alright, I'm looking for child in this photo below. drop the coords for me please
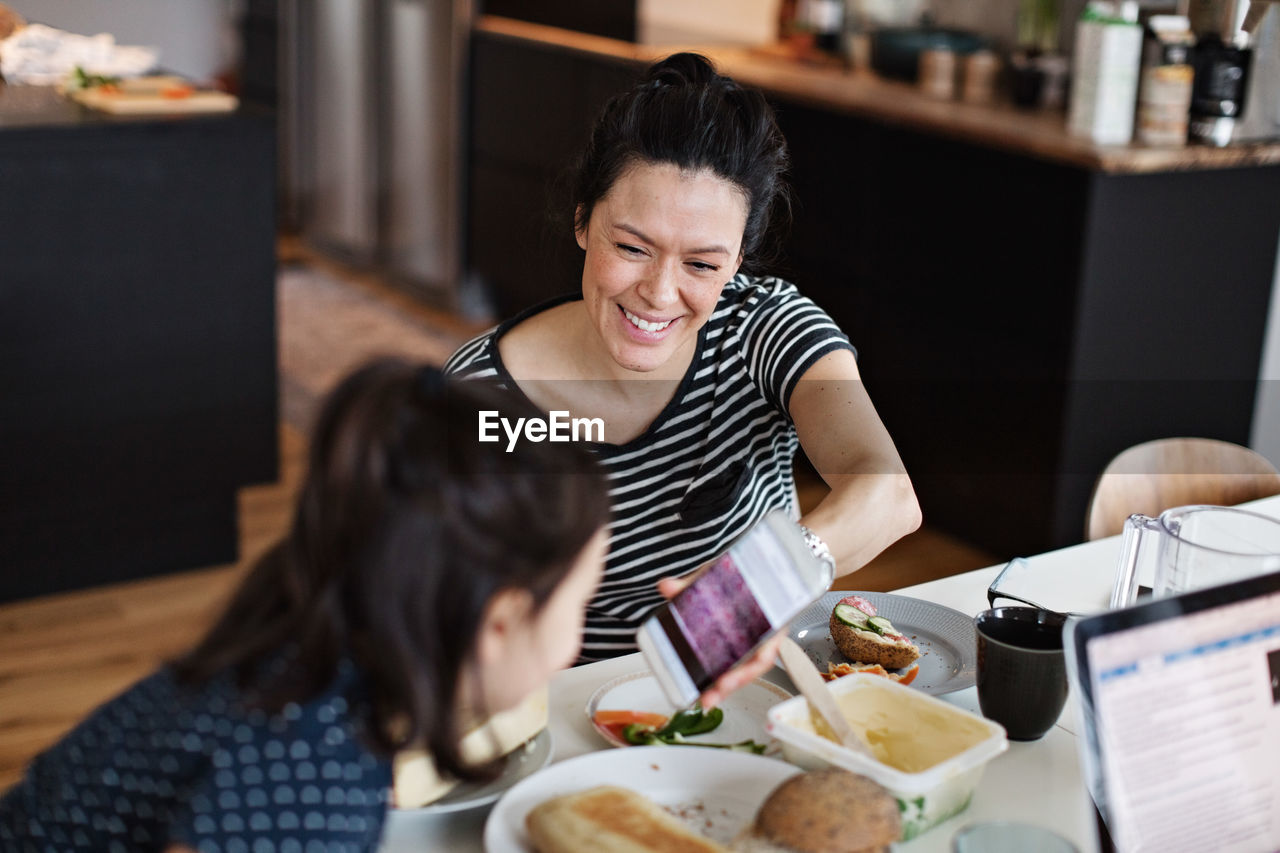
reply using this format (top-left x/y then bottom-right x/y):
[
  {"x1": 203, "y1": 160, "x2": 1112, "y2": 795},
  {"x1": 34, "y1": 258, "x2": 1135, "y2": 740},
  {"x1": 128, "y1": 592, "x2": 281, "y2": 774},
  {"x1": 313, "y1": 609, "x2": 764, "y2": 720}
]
[{"x1": 0, "y1": 360, "x2": 610, "y2": 851}]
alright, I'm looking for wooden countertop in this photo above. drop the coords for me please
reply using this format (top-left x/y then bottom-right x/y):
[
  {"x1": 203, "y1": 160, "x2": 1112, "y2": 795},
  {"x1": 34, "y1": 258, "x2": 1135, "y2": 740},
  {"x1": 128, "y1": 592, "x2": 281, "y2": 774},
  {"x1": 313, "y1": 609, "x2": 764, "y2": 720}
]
[
  {"x1": 0, "y1": 82, "x2": 253, "y2": 131},
  {"x1": 476, "y1": 15, "x2": 1280, "y2": 174}
]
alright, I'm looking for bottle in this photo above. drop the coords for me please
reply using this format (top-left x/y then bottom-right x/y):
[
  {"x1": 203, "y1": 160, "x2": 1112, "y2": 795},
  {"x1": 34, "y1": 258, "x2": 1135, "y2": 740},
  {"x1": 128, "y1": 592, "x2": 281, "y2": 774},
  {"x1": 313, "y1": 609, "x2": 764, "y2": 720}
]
[
  {"x1": 1136, "y1": 15, "x2": 1195, "y2": 146},
  {"x1": 803, "y1": 0, "x2": 845, "y2": 56},
  {"x1": 1067, "y1": 0, "x2": 1144, "y2": 144},
  {"x1": 1188, "y1": 31, "x2": 1253, "y2": 145}
]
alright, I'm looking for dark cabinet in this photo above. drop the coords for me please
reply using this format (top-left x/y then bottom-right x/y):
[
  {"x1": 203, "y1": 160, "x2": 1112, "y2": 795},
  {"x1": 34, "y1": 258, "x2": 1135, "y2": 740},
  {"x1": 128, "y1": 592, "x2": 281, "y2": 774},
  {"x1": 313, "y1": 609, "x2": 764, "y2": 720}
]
[
  {"x1": 778, "y1": 101, "x2": 1280, "y2": 555},
  {"x1": 0, "y1": 92, "x2": 278, "y2": 601},
  {"x1": 468, "y1": 35, "x2": 637, "y2": 315}
]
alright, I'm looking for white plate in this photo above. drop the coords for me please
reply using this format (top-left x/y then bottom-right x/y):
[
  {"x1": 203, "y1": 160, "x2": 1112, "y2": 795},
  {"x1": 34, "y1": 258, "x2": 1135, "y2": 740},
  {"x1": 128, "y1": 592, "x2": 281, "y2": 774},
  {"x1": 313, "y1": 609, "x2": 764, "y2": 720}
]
[
  {"x1": 585, "y1": 671, "x2": 791, "y2": 750},
  {"x1": 483, "y1": 745, "x2": 800, "y2": 851},
  {"x1": 395, "y1": 728, "x2": 554, "y2": 815},
  {"x1": 788, "y1": 591, "x2": 977, "y2": 695}
]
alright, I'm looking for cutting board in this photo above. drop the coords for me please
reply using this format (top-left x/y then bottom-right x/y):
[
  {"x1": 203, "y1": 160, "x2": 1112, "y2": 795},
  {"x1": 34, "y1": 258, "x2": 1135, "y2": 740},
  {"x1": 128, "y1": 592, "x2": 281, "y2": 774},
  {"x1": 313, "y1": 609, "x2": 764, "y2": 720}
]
[{"x1": 67, "y1": 76, "x2": 238, "y2": 115}]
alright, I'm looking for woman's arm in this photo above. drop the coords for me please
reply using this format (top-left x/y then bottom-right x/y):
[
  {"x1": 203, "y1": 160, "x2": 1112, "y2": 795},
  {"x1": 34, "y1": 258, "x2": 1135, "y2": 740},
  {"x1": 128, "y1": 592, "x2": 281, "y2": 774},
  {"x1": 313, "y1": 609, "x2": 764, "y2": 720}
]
[
  {"x1": 788, "y1": 349, "x2": 922, "y2": 576},
  {"x1": 657, "y1": 351, "x2": 919, "y2": 709}
]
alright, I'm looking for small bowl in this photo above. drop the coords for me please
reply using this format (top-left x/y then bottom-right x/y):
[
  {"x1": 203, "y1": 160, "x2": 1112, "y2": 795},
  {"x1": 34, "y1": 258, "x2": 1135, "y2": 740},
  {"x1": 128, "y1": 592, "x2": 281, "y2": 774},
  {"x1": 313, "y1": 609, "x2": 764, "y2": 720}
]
[{"x1": 766, "y1": 674, "x2": 1007, "y2": 840}]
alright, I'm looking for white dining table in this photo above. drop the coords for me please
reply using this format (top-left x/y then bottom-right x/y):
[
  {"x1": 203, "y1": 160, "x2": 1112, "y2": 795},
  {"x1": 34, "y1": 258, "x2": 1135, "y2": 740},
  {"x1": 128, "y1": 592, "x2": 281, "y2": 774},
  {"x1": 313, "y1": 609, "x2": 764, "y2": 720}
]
[{"x1": 380, "y1": 493, "x2": 1280, "y2": 852}]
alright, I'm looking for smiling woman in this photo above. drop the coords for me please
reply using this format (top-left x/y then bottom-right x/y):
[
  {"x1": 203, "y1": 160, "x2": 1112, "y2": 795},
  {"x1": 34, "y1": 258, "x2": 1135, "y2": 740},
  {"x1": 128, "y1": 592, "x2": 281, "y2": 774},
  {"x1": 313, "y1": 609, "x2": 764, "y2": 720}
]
[{"x1": 445, "y1": 53, "x2": 921, "y2": 698}]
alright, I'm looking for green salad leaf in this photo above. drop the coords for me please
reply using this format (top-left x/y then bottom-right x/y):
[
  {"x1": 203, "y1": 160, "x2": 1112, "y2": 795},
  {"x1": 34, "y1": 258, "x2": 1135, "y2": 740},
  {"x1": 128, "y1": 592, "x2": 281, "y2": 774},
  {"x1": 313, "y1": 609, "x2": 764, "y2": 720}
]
[
  {"x1": 619, "y1": 704, "x2": 763, "y2": 752},
  {"x1": 66, "y1": 66, "x2": 121, "y2": 91}
]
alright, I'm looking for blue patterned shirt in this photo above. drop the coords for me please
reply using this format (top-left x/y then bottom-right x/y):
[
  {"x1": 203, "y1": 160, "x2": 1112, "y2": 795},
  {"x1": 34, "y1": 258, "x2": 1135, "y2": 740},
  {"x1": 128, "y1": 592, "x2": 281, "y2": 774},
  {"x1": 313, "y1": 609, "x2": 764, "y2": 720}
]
[{"x1": 0, "y1": 659, "x2": 392, "y2": 852}]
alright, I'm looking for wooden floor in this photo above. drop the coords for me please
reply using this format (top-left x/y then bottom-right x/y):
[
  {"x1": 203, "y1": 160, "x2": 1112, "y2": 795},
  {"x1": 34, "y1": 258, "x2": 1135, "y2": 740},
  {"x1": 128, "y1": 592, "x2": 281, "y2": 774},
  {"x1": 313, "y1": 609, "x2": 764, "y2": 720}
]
[
  {"x1": 0, "y1": 258, "x2": 997, "y2": 793},
  {"x1": 0, "y1": 424, "x2": 308, "y2": 792}
]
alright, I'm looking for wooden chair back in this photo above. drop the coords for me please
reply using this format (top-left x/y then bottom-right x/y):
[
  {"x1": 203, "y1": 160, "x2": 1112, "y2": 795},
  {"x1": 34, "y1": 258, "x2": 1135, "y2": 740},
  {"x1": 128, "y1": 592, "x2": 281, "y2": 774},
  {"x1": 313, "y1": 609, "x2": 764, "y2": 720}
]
[{"x1": 1085, "y1": 437, "x2": 1280, "y2": 540}]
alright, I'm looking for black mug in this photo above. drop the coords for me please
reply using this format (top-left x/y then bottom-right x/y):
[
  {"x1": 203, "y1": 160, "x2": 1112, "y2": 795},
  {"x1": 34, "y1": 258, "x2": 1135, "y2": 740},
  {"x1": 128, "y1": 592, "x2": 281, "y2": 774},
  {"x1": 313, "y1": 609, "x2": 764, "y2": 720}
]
[{"x1": 974, "y1": 607, "x2": 1068, "y2": 741}]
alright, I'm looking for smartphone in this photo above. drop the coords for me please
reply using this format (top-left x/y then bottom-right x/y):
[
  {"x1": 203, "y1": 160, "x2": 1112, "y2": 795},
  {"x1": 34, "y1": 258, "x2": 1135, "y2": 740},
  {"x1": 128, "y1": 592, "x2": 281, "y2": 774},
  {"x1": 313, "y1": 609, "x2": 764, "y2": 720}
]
[{"x1": 636, "y1": 510, "x2": 835, "y2": 708}]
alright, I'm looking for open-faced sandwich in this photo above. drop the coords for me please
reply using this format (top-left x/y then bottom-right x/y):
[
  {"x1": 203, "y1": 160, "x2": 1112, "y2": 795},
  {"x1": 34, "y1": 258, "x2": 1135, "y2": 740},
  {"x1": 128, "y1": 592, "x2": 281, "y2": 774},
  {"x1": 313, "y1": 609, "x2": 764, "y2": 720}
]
[{"x1": 827, "y1": 595, "x2": 921, "y2": 677}]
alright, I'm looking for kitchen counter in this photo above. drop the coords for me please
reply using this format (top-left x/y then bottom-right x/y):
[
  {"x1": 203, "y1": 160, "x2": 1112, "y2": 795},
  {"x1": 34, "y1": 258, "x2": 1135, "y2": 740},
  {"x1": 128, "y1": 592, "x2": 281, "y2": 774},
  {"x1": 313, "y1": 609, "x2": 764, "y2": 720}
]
[
  {"x1": 466, "y1": 16, "x2": 1280, "y2": 558},
  {"x1": 476, "y1": 14, "x2": 1280, "y2": 174},
  {"x1": 0, "y1": 80, "x2": 253, "y2": 128}
]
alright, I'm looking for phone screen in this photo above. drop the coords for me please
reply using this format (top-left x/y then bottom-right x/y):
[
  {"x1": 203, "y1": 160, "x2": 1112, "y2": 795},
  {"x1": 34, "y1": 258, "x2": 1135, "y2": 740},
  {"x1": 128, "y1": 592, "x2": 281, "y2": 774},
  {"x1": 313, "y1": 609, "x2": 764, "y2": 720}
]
[{"x1": 658, "y1": 522, "x2": 816, "y2": 692}]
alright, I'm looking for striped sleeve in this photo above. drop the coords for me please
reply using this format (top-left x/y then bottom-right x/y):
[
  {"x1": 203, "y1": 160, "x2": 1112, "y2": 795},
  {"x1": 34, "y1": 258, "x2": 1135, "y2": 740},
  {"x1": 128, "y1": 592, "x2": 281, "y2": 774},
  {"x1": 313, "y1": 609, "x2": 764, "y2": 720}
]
[
  {"x1": 442, "y1": 330, "x2": 499, "y2": 378},
  {"x1": 732, "y1": 277, "x2": 856, "y2": 415}
]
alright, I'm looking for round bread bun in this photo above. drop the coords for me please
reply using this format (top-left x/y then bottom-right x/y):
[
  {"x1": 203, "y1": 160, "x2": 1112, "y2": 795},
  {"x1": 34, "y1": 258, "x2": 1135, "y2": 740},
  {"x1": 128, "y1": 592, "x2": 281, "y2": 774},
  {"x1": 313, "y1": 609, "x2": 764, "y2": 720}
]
[
  {"x1": 753, "y1": 768, "x2": 900, "y2": 853},
  {"x1": 829, "y1": 611, "x2": 921, "y2": 671}
]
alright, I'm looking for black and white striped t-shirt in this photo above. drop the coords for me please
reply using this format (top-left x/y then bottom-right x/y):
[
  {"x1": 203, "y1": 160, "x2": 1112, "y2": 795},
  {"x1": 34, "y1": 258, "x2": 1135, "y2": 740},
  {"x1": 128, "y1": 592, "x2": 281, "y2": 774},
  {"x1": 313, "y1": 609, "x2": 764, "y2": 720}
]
[{"x1": 444, "y1": 275, "x2": 855, "y2": 661}]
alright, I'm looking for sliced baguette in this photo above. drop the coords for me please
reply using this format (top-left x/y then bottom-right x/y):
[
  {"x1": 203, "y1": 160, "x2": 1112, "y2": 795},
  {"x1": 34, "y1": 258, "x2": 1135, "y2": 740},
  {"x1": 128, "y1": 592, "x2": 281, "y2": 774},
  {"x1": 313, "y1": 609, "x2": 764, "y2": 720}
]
[{"x1": 526, "y1": 786, "x2": 730, "y2": 853}]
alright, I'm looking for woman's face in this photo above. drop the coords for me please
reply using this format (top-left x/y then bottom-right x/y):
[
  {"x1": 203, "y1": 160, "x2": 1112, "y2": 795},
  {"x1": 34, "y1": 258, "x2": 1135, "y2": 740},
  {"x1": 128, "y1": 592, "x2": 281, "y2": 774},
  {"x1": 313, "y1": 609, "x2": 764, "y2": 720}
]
[
  {"x1": 577, "y1": 162, "x2": 747, "y2": 376},
  {"x1": 478, "y1": 528, "x2": 609, "y2": 712}
]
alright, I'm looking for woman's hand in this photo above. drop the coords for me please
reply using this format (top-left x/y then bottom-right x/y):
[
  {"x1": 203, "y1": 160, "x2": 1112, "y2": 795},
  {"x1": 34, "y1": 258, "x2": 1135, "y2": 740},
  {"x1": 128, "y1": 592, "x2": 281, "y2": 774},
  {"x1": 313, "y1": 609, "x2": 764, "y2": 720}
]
[{"x1": 655, "y1": 575, "x2": 785, "y2": 710}]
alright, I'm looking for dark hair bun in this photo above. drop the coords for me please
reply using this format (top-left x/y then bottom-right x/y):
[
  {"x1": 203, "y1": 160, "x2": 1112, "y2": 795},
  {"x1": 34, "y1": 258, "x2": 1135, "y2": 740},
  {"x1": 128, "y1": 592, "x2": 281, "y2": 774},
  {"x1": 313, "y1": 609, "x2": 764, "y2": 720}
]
[{"x1": 645, "y1": 52, "x2": 720, "y2": 89}]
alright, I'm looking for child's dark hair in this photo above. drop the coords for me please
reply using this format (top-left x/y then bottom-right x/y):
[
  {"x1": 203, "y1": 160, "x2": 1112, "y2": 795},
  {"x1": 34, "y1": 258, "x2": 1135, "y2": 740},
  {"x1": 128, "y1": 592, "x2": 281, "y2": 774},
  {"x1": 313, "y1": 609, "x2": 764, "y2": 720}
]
[
  {"x1": 572, "y1": 52, "x2": 791, "y2": 271},
  {"x1": 173, "y1": 359, "x2": 609, "y2": 781}
]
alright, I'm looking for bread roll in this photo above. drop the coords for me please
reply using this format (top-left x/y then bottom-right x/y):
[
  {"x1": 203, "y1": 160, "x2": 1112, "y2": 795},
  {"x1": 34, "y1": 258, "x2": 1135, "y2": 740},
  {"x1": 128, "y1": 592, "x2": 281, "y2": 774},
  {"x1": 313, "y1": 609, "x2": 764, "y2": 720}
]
[
  {"x1": 752, "y1": 769, "x2": 899, "y2": 853},
  {"x1": 526, "y1": 786, "x2": 730, "y2": 853},
  {"x1": 829, "y1": 598, "x2": 920, "y2": 671},
  {"x1": 393, "y1": 685, "x2": 548, "y2": 808}
]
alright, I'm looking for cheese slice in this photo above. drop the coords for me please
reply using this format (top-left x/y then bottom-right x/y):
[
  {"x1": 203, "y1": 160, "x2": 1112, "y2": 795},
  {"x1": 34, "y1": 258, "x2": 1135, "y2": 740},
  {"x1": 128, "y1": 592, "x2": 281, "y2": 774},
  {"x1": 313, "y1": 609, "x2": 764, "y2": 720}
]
[{"x1": 393, "y1": 685, "x2": 548, "y2": 808}]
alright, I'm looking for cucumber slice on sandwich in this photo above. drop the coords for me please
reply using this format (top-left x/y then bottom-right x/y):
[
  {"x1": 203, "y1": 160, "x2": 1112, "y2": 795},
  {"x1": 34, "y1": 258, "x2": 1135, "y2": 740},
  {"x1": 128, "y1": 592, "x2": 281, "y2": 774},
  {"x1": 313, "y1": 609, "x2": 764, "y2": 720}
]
[
  {"x1": 866, "y1": 616, "x2": 894, "y2": 635},
  {"x1": 833, "y1": 603, "x2": 871, "y2": 629}
]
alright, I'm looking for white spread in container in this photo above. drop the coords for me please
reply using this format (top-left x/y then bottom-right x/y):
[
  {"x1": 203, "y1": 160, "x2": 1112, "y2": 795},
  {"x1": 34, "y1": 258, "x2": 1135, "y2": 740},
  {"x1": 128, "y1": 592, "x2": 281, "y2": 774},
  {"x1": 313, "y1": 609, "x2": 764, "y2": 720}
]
[{"x1": 796, "y1": 686, "x2": 990, "y2": 773}]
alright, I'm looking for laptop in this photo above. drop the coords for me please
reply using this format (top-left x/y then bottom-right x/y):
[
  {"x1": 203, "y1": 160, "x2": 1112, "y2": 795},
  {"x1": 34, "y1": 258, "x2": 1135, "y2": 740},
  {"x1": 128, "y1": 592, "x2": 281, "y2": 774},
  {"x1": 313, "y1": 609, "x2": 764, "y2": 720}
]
[{"x1": 1065, "y1": 569, "x2": 1280, "y2": 853}]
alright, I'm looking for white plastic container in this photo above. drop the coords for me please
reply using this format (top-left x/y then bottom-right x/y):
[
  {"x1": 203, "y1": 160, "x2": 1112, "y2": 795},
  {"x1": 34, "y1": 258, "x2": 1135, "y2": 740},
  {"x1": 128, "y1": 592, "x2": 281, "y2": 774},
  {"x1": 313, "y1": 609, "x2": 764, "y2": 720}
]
[
  {"x1": 1067, "y1": 1, "x2": 1144, "y2": 144},
  {"x1": 765, "y1": 674, "x2": 1008, "y2": 841}
]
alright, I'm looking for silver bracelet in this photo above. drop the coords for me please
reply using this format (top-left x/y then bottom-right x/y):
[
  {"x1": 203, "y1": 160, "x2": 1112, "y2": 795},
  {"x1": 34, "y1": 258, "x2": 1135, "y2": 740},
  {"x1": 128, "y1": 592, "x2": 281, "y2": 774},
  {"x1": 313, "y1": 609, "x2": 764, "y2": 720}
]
[{"x1": 798, "y1": 524, "x2": 837, "y2": 574}]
